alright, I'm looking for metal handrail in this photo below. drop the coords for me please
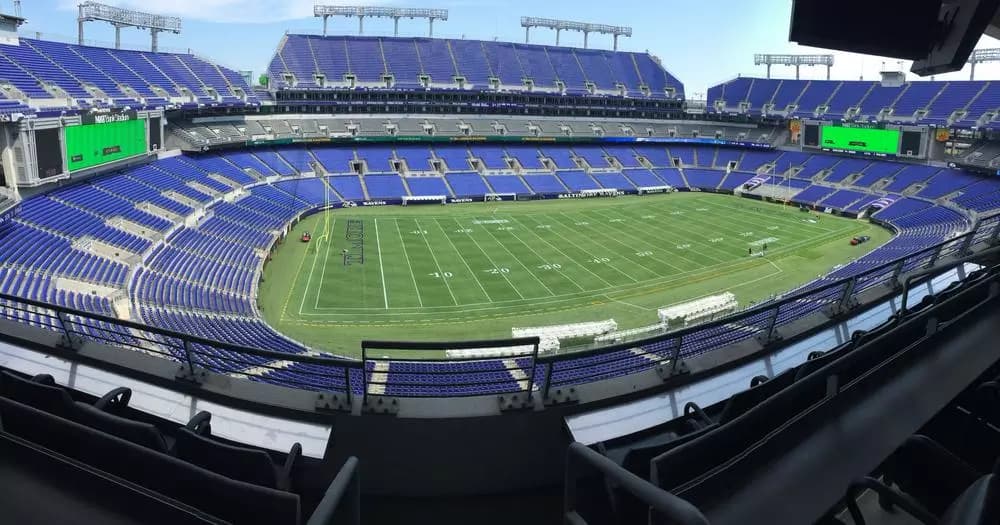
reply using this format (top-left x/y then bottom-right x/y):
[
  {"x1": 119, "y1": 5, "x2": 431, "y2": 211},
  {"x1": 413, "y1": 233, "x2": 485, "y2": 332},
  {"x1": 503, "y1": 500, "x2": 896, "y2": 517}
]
[
  {"x1": 0, "y1": 214, "x2": 995, "y2": 400},
  {"x1": 305, "y1": 457, "x2": 361, "y2": 525},
  {"x1": 564, "y1": 442, "x2": 709, "y2": 525}
]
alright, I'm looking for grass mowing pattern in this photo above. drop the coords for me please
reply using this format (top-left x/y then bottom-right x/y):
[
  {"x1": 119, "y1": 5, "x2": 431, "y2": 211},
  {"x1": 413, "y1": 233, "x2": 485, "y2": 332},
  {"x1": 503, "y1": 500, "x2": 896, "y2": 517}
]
[{"x1": 259, "y1": 193, "x2": 892, "y2": 356}]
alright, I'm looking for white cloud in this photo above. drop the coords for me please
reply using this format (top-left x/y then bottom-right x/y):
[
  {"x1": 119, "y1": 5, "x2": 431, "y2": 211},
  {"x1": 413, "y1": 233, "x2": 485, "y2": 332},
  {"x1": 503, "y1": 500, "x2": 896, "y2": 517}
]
[{"x1": 56, "y1": 0, "x2": 384, "y2": 24}]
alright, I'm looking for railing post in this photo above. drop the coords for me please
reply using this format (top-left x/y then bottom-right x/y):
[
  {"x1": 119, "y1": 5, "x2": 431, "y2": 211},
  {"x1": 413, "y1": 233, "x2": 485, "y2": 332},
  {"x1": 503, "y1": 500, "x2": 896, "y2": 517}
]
[
  {"x1": 175, "y1": 340, "x2": 204, "y2": 384},
  {"x1": 345, "y1": 365, "x2": 354, "y2": 408},
  {"x1": 543, "y1": 359, "x2": 554, "y2": 400},
  {"x1": 924, "y1": 243, "x2": 945, "y2": 270},
  {"x1": 889, "y1": 259, "x2": 907, "y2": 289},
  {"x1": 527, "y1": 341, "x2": 539, "y2": 397},
  {"x1": 668, "y1": 335, "x2": 685, "y2": 376},
  {"x1": 957, "y1": 231, "x2": 976, "y2": 257},
  {"x1": 989, "y1": 219, "x2": 1000, "y2": 246},
  {"x1": 756, "y1": 305, "x2": 781, "y2": 346},
  {"x1": 55, "y1": 311, "x2": 78, "y2": 350},
  {"x1": 838, "y1": 276, "x2": 858, "y2": 310},
  {"x1": 361, "y1": 346, "x2": 369, "y2": 409}
]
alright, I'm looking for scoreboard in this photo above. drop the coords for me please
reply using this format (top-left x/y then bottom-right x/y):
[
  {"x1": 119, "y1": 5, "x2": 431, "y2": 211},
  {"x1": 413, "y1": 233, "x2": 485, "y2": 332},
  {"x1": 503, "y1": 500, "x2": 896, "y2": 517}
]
[
  {"x1": 64, "y1": 111, "x2": 148, "y2": 172},
  {"x1": 800, "y1": 120, "x2": 928, "y2": 159},
  {"x1": 820, "y1": 125, "x2": 900, "y2": 155}
]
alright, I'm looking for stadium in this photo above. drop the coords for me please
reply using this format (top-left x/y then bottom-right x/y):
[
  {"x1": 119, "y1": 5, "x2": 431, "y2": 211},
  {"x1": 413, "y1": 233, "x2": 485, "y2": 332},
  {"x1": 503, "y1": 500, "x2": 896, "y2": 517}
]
[{"x1": 0, "y1": 1, "x2": 999, "y2": 524}]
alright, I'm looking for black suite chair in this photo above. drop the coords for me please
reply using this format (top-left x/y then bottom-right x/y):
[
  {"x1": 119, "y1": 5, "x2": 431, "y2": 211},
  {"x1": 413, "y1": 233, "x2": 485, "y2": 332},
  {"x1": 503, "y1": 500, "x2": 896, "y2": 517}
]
[
  {"x1": 174, "y1": 411, "x2": 302, "y2": 492},
  {"x1": 0, "y1": 371, "x2": 129, "y2": 418},
  {"x1": 72, "y1": 400, "x2": 171, "y2": 454},
  {"x1": 844, "y1": 435, "x2": 1000, "y2": 525}
]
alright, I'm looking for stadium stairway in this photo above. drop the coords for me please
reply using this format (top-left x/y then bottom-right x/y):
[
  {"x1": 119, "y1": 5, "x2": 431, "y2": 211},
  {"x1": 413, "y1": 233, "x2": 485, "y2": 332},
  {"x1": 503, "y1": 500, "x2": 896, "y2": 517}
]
[
  {"x1": 358, "y1": 175, "x2": 372, "y2": 201},
  {"x1": 397, "y1": 176, "x2": 414, "y2": 198},
  {"x1": 677, "y1": 168, "x2": 693, "y2": 189},
  {"x1": 440, "y1": 174, "x2": 459, "y2": 198}
]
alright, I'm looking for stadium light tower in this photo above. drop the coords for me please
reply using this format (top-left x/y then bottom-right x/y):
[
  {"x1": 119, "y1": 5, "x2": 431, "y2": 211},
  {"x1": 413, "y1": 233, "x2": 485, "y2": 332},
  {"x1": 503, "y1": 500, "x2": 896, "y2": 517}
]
[
  {"x1": 313, "y1": 6, "x2": 448, "y2": 37},
  {"x1": 77, "y1": 1, "x2": 181, "y2": 52},
  {"x1": 754, "y1": 53, "x2": 834, "y2": 80},
  {"x1": 968, "y1": 48, "x2": 1000, "y2": 80},
  {"x1": 520, "y1": 17, "x2": 632, "y2": 50}
]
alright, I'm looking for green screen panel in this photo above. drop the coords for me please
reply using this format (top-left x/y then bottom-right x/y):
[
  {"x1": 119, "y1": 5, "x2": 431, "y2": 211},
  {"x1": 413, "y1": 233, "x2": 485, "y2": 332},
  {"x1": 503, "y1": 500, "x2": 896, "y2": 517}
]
[
  {"x1": 65, "y1": 119, "x2": 147, "y2": 172},
  {"x1": 820, "y1": 125, "x2": 900, "y2": 155},
  {"x1": 822, "y1": 126, "x2": 899, "y2": 155}
]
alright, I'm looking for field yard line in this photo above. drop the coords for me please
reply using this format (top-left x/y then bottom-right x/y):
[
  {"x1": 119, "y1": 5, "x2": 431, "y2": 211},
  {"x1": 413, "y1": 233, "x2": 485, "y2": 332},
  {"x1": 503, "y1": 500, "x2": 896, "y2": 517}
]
[
  {"x1": 544, "y1": 212, "x2": 649, "y2": 281},
  {"x1": 594, "y1": 206, "x2": 734, "y2": 263},
  {"x1": 603, "y1": 296, "x2": 649, "y2": 312},
  {"x1": 666, "y1": 198, "x2": 815, "y2": 242},
  {"x1": 581, "y1": 208, "x2": 700, "y2": 270},
  {"x1": 374, "y1": 218, "x2": 388, "y2": 309},
  {"x1": 535, "y1": 213, "x2": 639, "y2": 283},
  {"x1": 476, "y1": 217, "x2": 557, "y2": 297},
  {"x1": 609, "y1": 202, "x2": 782, "y2": 262},
  {"x1": 300, "y1": 229, "x2": 847, "y2": 317},
  {"x1": 697, "y1": 199, "x2": 857, "y2": 247},
  {"x1": 313, "y1": 218, "x2": 337, "y2": 310},
  {"x1": 504, "y1": 226, "x2": 585, "y2": 292},
  {"x1": 300, "y1": 218, "x2": 334, "y2": 315},
  {"x1": 654, "y1": 261, "x2": 785, "y2": 310},
  {"x1": 393, "y1": 218, "x2": 424, "y2": 307},
  {"x1": 703, "y1": 198, "x2": 840, "y2": 234},
  {"x1": 454, "y1": 218, "x2": 525, "y2": 300},
  {"x1": 430, "y1": 218, "x2": 493, "y2": 303},
  {"x1": 551, "y1": 210, "x2": 673, "y2": 276},
  {"x1": 414, "y1": 218, "x2": 459, "y2": 305},
  {"x1": 511, "y1": 215, "x2": 616, "y2": 288},
  {"x1": 281, "y1": 225, "x2": 316, "y2": 321}
]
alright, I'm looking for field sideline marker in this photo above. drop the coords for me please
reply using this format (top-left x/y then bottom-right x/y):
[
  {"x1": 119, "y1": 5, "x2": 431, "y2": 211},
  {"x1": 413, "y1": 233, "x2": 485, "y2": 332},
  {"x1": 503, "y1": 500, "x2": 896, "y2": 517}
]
[
  {"x1": 476, "y1": 215, "x2": 558, "y2": 297},
  {"x1": 393, "y1": 218, "x2": 424, "y2": 307},
  {"x1": 456, "y1": 217, "x2": 526, "y2": 300},
  {"x1": 300, "y1": 217, "x2": 334, "y2": 315},
  {"x1": 430, "y1": 218, "x2": 493, "y2": 302},
  {"x1": 374, "y1": 218, "x2": 389, "y2": 309},
  {"x1": 414, "y1": 217, "x2": 459, "y2": 305}
]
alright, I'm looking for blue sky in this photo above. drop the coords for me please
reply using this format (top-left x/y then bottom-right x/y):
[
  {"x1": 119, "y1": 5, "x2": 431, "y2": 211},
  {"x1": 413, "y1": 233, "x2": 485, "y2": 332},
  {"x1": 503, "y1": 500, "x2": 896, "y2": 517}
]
[{"x1": 10, "y1": 0, "x2": 1000, "y2": 96}]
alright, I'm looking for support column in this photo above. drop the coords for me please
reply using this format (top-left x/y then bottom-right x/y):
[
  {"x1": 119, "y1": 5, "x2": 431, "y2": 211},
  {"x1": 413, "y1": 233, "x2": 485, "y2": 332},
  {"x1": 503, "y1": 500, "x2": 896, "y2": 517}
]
[
  {"x1": 429, "y1": 18, "x2": 434, "y2": 37},
  {"x1": 114, "y1": 24, "x2": 122, "y2": 49},
  {"x1": 970, "y1": 62, "x2": 977, "y2": 81},
  {"x1": 323, "y1": 15, "x2": 329, "y2": 37},
  {"x1": 358, "y1": 16, "x2": 364, "y2": 35},
  {"x1": 988, "y1": 218, "x2": 1000, "y2": 246},
  {"x1": 613, "y1": 34, "x2": 619, "y2": 51},
  {"x1": 827, "y1": 65, "x2": 831, "y2": 80},
  {"x1": 393, "y1": 17, "x2": 399, "y2": 37},
  {"x1": 525, "y1": 26, "x2": 530, "y2": 44},
  {"x1": 795, "y1": 64, "x2": 800, "y2": 80},
  {"x1": 556, "y1": 28, "x2": 561, "y2": 46},
  {"x1": 766, "y1": 63, "x2": 771, "y2": 79},
  {"x1": 150, "y1": 29, "x2": 159, "y2": 52},
  {"x1": 583, "y1": 31, "x2": 589, "y2": 49},
  {"x1": 78, "y1": 17, "x2": 84, "y2": 45}
]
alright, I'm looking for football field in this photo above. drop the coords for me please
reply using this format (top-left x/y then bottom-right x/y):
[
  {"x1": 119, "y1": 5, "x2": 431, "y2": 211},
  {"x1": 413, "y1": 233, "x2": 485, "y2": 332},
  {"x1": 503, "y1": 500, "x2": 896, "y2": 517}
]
[{"x1": 259, "y1": 193, "x2": 892, "y2": 356}]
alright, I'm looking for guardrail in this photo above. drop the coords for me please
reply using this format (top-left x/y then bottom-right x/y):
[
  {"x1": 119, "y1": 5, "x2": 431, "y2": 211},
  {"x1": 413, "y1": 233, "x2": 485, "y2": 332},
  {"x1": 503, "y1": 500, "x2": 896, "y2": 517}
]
[
  {"x1": 306, "y1": 457, "x2": 362, "y2": 525},
  {"x1": 361, "y1": 338, "x2": 540, "y2": 401},
  {"x1": 0, "y1": 214, "x2": 997, "y2": 403},
  {"x1": 563, "y1": 442, "x2": 709, "y2": 525}
]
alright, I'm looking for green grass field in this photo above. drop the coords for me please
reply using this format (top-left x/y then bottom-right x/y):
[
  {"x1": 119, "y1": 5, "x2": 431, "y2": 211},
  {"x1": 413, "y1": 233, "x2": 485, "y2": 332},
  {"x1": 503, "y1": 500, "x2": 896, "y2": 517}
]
[{"x1": 258, "y1": 193, "x2": 892, "y2": 356}]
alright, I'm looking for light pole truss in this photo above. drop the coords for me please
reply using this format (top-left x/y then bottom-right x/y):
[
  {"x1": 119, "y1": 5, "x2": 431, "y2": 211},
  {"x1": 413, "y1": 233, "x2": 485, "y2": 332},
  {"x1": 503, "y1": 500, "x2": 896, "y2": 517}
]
[
  {"x1": 313, "y1": 6, "x2": 448, "y2": 37},
  {"x1": 969, "y1": 48, "x2": 1000, "y2": 80},
  {"x1": 754, "y1": 53, "x2": 834, "y2": 80},
  {"x1": 520, "y1": 17, "x2": 632, "y2": 50},
  {"x1": 77, "y1": 1, "x2": 181, "y2": 52}
]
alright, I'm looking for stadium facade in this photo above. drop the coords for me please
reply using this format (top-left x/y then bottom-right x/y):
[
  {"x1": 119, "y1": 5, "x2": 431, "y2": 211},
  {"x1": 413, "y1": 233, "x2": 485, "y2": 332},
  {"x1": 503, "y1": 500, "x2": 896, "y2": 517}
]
[{"x1": 0, "y1": 6, "x2": 999, "y2": 525}]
